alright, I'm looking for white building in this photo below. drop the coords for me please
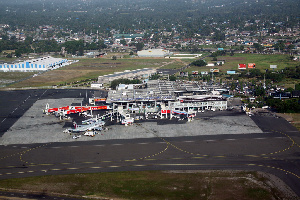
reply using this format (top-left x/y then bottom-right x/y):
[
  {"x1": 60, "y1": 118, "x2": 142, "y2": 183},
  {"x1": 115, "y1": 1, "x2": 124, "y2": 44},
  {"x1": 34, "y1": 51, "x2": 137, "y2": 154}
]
[
  {"x1": 137, "y1": 49, "x2": 173, "y2": 57},
  {"x1": 98, "y1": 68, "x2": 156, "y2": 84},
  {"x1": 0, "y1": 56, "x2": 69, "y2": 72}
]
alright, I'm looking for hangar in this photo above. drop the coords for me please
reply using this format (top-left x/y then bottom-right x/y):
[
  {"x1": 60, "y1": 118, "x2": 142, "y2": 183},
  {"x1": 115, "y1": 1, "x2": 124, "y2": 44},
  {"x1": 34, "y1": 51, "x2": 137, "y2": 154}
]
[{"x1": 0, "y1": 56, "x2": 69, "y2": 72}]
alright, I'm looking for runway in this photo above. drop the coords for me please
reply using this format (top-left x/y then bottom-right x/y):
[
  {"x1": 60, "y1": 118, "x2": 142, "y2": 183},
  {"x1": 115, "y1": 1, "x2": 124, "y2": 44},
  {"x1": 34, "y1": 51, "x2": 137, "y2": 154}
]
[{"x1": 0, "y1": 89, "x2": 299, "y2": 198}]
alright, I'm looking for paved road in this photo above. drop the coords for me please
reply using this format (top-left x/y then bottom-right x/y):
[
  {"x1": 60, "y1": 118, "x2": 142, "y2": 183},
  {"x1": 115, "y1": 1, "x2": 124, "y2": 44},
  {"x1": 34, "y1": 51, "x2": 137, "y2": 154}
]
[{"x1": 0, "y1": 90, "x2": 299, "y2": 198}]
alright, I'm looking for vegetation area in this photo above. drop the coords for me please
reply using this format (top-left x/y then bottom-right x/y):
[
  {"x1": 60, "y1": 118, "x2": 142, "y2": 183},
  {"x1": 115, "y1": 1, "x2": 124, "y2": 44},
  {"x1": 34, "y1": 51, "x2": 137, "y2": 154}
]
[
  {"x1": 0, "y1": 171, "x2": 288, "y2": 200},
  {"x1": 267, "y1": 98, "x2": 300, "y2": 113},
  {"x1": 284, "y1": 113, "x2": 300, "y2": 131},
  {"x1": 0, "y1": 0, "x2": 299, "y2": 37},
  {"x1": 189, "y1": 53, "x2": 299, "y2": 73},
  {"x1": 0, "y1": 37, "x2": 107, "y2": 56},
  {"x1": 110, "y1": 78, "x2": 142, "y2": 89},
  {"x1": 0, "y1": 57, "x2": 169, "y2": 88}
]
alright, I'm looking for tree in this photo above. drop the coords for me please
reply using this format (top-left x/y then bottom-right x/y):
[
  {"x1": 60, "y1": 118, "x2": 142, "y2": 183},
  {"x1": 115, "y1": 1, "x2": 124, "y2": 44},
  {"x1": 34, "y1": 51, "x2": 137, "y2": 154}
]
[
  {"x1": 78, "y1": 46, "x2": 84, "y2": 56},
  {"x1": 269, "y1": 98, "x2": 300, "y2": 113},
  {"x1": 253, "y1": 43, "x2": 264, "y2": 52},
  {"x1": 211, "y1": 50, "x2": 226, "y2": 57},
  {"x1": 273, "y1": 40, "x2": 285, "y2": 51},
  {"x1": 135, "y1": 42, "x2": 144, "y2": 51},
  {"x1": 15, "y1": 49, "x2": 22, "y2": 57},
  {"x1": 110, "y1": 78, "x2": 141, "y2": 89},
  {"x1": 248, "y1": 69, "x2": 262, "y2": 78},
  {"x1": 287, "y1": 44, "x2": 295, "y2": 50},
  {"x1": 285, "y1": 87, "x2": 294, "y2": 93},
  {"x1": 120, "y1": 39, "x2": 127, "y2": 46},
  {"x1": 64, "y1": 40, "x2": 84, "y2": 55},
  {"x1": 191, "y1": 45, "x2": 199, "y2": 53},
  {"x1": 191, "y1": 59, "x2": 207, "y2": 67},
  {"x1": 265, "y1": 72, "x2": 284, "y2": 82},
  {"x1": 112, "y1": 56, "x2": 117, "y2": 60},
  {"x1": 150, "y1": 74, "x2": 160, "y2": 80},
  {"x1": 169, "y1": 75, "x2": 176, "y2": 81},
  {"x1": 254, "y1": 85, "x2": 265, "y2": 96},
  {"x1": 175, "y1": 44, "x2": 181, "y2": 51},
  {"x1": 213, "y1": 31, "x2": 225, "y2": 41},
  {"x1": 98, "y1": 40, "x2": 107, "y2": 50}
]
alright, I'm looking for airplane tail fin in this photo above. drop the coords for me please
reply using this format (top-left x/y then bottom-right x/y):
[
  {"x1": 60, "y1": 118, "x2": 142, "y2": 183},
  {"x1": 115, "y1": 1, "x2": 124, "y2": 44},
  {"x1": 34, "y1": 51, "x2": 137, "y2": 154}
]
[{"x1": 73, "y1": 121, "x2": 77, "y2": 128}]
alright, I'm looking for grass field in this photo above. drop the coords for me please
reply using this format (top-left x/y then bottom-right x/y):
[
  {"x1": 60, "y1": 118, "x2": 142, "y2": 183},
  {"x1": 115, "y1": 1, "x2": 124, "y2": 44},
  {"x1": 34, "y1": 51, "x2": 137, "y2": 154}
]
[
  {"x1": 0, "y1": 171, "x2": 289, "y2": 200},
  {"x1": 182, "y1": 53, "x2": 299, "y2": 78},
  {"x1": 1, "y1": 53, "x2": 299, "y2": 88},
  {"x1": 213, "y1": 54, "x2": 298, "y2": 72},
  {"x1": 7, "y1": 57, "x2": 174, "y2": 88},
  {"x1": 0, "y1": 72, "x2": 36, "y2": 87}
]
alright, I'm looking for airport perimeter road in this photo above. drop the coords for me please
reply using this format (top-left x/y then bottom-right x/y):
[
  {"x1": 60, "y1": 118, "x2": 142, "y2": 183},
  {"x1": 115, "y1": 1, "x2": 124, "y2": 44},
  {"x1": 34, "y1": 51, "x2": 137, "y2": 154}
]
[
  {"x1": 0, "y1": 115, "x2": 300, "y2": 197},
  {"x1": 0, "y1": 89, "x2": 100, "y2": 137}
]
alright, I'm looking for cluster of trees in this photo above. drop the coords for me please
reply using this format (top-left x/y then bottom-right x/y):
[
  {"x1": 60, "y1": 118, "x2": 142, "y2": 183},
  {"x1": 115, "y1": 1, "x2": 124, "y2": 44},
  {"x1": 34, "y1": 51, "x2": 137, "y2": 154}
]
[
  {"x1": 0, "y1": 35, "x2": 107, "y2": 56},
  {"x1": 191, "y1": 59, "x2": 207, "y2": 67},
  {"x1": 264, "y1": 66, "x2": 300, "y2": 82},
  {"x1": 211, "y1": 50, "x2": 227, "y2": 58},
  {"x1": 110, "y1": 78, "x2": 142, "y2": 90},
  {"x1": 267, "y1": 98, "x2": 300, "y2": 113},
  {"x1": 0, "y1": 35, "x2": 34, "y2": 56},
  {"x1": 232, "y1": 66, "x2": 300, "y2": 83}
]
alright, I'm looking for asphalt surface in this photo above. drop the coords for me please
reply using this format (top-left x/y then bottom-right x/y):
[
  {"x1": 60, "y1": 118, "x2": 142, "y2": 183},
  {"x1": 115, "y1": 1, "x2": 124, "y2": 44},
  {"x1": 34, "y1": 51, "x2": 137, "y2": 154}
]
[
  {"x1": 0, "y1": 89, "x2": 99, "y2": 138},
  {"x1": 0, "y1": 89, "x2": 299, "y2": 199}
]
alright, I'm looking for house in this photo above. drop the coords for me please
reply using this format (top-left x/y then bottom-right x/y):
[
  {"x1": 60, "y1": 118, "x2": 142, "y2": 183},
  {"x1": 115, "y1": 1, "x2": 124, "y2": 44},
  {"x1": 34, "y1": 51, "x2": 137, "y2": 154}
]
[{"x1": 216, "y1": 60, "x2": 225, "y2": 65}]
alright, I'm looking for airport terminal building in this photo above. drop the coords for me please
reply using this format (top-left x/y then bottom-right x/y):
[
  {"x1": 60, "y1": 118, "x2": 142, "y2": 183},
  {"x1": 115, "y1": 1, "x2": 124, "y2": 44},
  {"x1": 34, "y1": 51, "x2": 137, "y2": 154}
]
[{"x1": 106, "y1": 80, "x2": 228, "y2": 121}]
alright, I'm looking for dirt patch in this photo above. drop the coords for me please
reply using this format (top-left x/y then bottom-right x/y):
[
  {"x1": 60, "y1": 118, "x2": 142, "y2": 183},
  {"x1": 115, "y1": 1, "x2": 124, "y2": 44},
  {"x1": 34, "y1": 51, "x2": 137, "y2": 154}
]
[{"x1": 276, "y1": 113, "x2": 294, "y2": 122}]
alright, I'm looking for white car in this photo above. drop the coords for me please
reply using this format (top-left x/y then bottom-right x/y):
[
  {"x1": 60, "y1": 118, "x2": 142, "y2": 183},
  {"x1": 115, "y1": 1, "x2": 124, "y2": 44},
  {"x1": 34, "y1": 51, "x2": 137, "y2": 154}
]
[{"x1": 72, "y1": 135, "x2": 81, "y2": 139}]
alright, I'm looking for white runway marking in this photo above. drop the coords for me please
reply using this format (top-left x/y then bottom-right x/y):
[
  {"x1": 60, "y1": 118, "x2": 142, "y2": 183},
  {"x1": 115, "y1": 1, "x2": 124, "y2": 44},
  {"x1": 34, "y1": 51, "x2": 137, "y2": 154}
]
[
  {"x1": 90, "y1": 166, "x2": 101, "y2": 169},
  {"x1": 1, "y1": 118, "x2": 6, "y2": 124}
]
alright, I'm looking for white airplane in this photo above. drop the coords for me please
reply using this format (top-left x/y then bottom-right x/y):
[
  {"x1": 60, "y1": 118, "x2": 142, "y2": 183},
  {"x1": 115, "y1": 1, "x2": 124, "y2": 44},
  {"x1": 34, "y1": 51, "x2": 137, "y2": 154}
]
[
  {"x1": 82, "y1": 118, "x2": 97, "y2": 125},
  {"x1": 66, "y1": 120, "x2": 105, "y2": 133}
]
